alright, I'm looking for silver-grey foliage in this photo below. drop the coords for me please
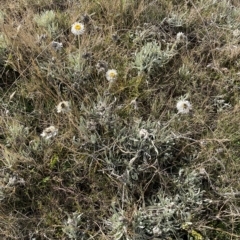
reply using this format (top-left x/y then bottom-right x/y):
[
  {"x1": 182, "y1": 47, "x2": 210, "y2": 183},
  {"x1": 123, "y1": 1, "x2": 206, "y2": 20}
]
[
  {"x1": 133, "y1": 41, "x2": 176, "y2": 75},
  {"x1": 108, "y1": 169, "x2": 205, "y2": 240}
]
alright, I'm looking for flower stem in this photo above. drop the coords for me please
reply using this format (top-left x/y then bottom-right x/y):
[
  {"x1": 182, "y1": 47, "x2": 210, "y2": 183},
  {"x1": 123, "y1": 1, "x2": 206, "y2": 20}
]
[{"x1": 78, "y1": 35, "x2": 81, "y2": 70}]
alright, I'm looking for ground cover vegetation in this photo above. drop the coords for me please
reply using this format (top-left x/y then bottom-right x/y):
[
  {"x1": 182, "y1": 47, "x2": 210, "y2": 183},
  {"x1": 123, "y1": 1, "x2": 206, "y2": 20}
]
[{"x1": 1, "y1": 0, "x2": 240, "y2": 239}]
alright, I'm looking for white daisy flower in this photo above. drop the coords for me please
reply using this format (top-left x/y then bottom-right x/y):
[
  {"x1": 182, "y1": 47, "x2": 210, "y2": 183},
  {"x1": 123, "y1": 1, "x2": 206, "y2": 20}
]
[
  {"x1": 71, "y1": 22, "x2": 85, "y2": 35},
  {"x1": 176, "y1": 99, "x2": 192, "y2": 114},
  {"x1": 56, "y1": 101, "x2": 71, "y2": 113},
  {"x1": 106, "y1": 69, "x2": 118, "y2": 82},
  {"x1": 40, "y1": 126, "x2": 58, "y2": 139}
]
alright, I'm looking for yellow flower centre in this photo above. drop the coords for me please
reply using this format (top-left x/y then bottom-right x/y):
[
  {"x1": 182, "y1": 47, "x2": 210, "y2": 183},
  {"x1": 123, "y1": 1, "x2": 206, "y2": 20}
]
[
  {"x1": 75, "y1": 24, "x2": 82, "y2": 31},
  {"x1": 109, "y1": 72, "x2": 116, "y2": 78}
]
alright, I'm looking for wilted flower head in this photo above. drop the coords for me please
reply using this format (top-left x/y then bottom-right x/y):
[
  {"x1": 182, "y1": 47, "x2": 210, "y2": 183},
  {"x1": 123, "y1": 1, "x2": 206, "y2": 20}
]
[
  {"x1": 81, "y1": 14, "x2": 91, "y2": 24},
  {"x1": 106, "y1": 69, "x2": 118, "y2": 82},
  {"x1": 51, "y1": 41, "x2": 63, "y2": 51},
  {"x1": 40, "y1": 126, "x2": 58, "y2": 139},
  {"x1": 56, "y1": 101, "x2": 71, "y2": 113},
  {"x1": 112, "y1": 33, "x2": 120, "y2": 42},
  {"x1": 139, "y1": 129, "x2": 149, "y2": 140},
  {"x1": 176, "y1": 99, "x2": 192, "y2": 114},
  {"x1": 71, "y1": 22, "x2": 85, "y2": 35},
  {"x1": 96, "y1": 60, "x2": 108, "y2": 73},
  {"x1": 82, "y1": 52, "x2": 92, "y2": 60},
  {"x1": 176, "y1": 32, "x2": 187, "y2": 43}
]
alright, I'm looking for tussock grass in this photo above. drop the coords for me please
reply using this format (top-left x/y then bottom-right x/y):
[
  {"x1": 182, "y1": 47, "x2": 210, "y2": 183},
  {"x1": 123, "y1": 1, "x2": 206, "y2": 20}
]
[{"x1": 1, "y1": 0, "x2": 240, "y2": 239}]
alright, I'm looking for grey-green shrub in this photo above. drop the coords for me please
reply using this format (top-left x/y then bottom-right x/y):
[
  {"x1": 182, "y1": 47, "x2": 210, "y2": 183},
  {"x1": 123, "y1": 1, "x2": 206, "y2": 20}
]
[{"x1": 133, "y1": 41, "x2": 176, "y2": 75}]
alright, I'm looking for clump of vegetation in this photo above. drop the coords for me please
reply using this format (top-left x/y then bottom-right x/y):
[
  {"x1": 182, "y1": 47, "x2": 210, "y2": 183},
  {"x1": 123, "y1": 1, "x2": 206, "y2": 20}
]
[
  {"x1": 107, "y1": 168, "x2": 206, "y2": 240},
  {"x1": 1, "y1": 0, "x2": 240, "y2": 239},
  {"x1": 133, "y1": 41, "x2": 176, "y2": 75}
]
